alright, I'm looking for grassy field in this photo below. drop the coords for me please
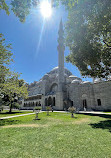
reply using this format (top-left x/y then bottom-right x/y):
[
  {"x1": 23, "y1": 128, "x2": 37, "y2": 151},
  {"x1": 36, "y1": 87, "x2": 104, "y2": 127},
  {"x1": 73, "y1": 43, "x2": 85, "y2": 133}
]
[
  {"x1": 0, "y1": 112, "x2": 111, "y2": 158},
  {"x1": 0, "y1": 110, "x2": 33, "y2": 118}
]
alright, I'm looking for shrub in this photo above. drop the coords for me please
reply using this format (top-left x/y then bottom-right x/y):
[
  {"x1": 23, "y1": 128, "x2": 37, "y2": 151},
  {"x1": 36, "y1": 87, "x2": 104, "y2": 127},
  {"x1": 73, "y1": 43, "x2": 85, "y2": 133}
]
[{"x1": 68, "y1": 106, "x2": 76, "y2": 118}]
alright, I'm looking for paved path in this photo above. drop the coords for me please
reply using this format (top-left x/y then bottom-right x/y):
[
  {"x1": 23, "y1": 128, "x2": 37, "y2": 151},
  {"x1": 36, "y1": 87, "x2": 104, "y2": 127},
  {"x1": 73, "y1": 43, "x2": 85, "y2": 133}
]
[
  {"x1": 78, "y1": 111, "x2": 111, "y2": 115},
  {"x1": 0, "y1": 111, "x2": 111, "y2": 120},
  {"x1": 0, "y1": 113, "x2": 35, "y2": 120}
]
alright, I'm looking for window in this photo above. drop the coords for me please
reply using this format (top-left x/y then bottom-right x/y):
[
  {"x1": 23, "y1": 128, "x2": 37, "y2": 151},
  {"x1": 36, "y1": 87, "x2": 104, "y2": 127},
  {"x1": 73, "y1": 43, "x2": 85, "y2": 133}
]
[{"x1": 97, "y1": 99, "x2": 101, "y2": 106}]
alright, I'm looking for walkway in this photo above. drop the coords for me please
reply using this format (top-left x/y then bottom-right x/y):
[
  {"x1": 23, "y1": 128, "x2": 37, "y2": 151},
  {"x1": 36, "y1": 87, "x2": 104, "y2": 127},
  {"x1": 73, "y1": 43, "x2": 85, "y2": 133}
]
[
  {"x1": 0, "y1": 113, "x2": 35, "y2": 120},
  {"x1": 79, "y1": 111, "x2": 111, "y2": 115},
  {"x1": 0, "y1": 111, "x2": 111, "y2": 120}
]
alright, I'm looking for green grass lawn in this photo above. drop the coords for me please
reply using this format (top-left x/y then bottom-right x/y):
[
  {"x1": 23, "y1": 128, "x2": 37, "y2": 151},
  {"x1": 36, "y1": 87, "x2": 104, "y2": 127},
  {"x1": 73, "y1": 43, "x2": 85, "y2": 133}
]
[
  {"x1": 0, "y1": 112, "x2": 111, "y2": 158},
  {"x1": 0, "y1": 110, "x2": 33, "y2": 118}
]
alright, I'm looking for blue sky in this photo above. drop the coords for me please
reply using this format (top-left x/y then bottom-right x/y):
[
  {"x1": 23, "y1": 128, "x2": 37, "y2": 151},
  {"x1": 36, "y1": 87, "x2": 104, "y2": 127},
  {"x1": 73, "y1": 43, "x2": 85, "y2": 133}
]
[{"x1": 0, "y1": 1, "x2": 92, "y2": 83}]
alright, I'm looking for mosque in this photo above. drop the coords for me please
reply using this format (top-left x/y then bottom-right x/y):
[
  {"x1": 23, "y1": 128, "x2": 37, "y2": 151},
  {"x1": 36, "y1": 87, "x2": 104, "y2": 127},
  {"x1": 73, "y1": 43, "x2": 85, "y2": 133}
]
[{"x1": 21, "y1": 20, "x2": 111, "y2": 111}]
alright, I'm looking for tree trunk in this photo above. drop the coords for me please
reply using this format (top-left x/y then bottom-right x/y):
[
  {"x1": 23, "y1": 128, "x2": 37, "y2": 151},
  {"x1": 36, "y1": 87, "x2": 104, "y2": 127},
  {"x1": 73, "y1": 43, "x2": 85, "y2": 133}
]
[
  {"x1": 9, "y1": 103, "x2": 12, "y2": 113},
  {"x1": 71, "y1": 113, "x2": 74, "y2": 118},
  {"x1": 47, "y1": 110, "x2": 49, "y2": 116},
  {"x1": 35, "y1": 112, "x2": 38, "y2": 119}
]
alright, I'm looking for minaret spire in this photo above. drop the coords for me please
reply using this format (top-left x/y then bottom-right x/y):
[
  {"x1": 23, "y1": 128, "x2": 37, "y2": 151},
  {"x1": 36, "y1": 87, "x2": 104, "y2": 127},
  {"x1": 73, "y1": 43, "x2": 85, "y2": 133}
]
[
  {"x1": 56, "y1": 19, "x2": 65, "y2": 110},
  {"x1": 57, "y1": 19, "x2": 65, "y2": 91}
]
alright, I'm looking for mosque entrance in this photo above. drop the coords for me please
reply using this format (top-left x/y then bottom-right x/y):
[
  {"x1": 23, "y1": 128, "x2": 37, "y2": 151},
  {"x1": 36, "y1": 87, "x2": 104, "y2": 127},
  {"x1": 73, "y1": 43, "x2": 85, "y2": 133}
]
[
  {"x1": 83, "y1": 99, "x2": 87, "y2": 111},
  {"x1": 53, "y1": 97, "x2": 55, "y2": 106},
  {"x1": 48, "y1": 97, "x2": 53, "y2": 106}
]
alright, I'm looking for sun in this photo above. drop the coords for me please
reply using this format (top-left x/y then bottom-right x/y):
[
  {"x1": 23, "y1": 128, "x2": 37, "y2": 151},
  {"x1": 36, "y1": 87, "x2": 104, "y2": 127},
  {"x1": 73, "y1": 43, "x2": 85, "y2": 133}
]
[{"x1": 40, "y1": 0, "x2": 52, "y2": 18}]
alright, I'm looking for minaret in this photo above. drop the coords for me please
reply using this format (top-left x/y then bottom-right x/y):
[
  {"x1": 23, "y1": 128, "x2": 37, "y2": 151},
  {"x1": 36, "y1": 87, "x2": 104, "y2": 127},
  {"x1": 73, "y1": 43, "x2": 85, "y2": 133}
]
[
  {"x1": 56, "y1": 19, "x2": 65, "y2": 110},
  {"x1": 57, "y1": 19, "x2": 65, "y2": 91}
]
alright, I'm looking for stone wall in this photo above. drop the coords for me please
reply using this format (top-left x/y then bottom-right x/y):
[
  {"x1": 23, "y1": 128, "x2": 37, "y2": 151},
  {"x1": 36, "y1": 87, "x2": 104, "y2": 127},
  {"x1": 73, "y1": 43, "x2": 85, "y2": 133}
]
[{"x1": 68, "y1": 80, "x2": 111, "y2": 111}]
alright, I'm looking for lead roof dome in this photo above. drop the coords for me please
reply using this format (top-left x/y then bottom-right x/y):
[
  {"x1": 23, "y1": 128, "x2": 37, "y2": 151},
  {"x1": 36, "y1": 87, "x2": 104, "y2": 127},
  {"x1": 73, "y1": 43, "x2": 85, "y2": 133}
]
[{"x1": 47, "y1": 66, "x2": 72, "y2": 76}]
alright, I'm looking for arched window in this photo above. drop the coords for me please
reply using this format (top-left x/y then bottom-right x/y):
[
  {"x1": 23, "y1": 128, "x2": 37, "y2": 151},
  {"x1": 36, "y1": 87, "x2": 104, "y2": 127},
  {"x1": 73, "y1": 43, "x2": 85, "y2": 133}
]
[
  {"x1": 50, "y1": 83, "x2": 58, "y2": 92},
  {"x1": 97, "y1": 99, "x2": 101, "y2": 106}
]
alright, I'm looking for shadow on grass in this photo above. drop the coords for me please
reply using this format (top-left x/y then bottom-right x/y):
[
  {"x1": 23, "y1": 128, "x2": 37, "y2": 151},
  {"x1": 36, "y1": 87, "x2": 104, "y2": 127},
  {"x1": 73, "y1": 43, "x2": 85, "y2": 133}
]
[
  {"x1": 0, "y1": 119, "x2": 20, "y2": 126},
  {"x1": 80, "y1": 113, "x2": 111, "y2": 132},
  {"x1": 80, "y1": 113, "x2": 111, "y2": 119},
  {"x1": 89, "y1": 120, "x2": 111, "y2": 132}
]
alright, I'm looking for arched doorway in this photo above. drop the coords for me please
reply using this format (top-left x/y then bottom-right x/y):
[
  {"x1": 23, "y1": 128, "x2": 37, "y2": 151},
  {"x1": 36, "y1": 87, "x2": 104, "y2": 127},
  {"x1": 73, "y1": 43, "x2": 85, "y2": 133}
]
[
  {"x1": 53, "y1": 97, "x2": 55, "y2": 106},
  {"x1": 48, "y1": 97, "x2": 52, "y2": 106},
  {"x1": 83, "y1": 99, "x2": 87, "y2": 111}
]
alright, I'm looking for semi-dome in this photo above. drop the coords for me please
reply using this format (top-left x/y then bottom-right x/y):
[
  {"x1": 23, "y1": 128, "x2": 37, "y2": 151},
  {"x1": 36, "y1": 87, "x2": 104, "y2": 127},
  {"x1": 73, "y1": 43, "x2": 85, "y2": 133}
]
[
  {"x1": 71, "y1": 79, "x2": 81, "y2": 84},
  {"x1": 48, "y1": 66, "x2": 72, "y2": 76}
]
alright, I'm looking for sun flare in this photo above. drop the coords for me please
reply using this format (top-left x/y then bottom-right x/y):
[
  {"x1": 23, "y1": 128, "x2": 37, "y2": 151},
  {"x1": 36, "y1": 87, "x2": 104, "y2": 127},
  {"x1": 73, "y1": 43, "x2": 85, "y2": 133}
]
[{"x1": 40, "y1": 1, "x2": 52, "y2": 18}]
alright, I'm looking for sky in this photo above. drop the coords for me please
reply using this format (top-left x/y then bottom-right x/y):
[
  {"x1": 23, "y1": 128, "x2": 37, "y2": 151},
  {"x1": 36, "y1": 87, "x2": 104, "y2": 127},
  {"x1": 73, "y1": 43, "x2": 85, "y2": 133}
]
[{"x1": 0, "y1": 1, "x2": 93, "y2": 84}]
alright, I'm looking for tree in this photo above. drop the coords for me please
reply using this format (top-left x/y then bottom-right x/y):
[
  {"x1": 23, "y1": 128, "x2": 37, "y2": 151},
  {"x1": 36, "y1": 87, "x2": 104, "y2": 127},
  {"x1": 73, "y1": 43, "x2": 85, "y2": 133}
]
[
  {"x1": 63, "y1": 0, "x2": 111, "y2": 79},
  {"x1": 34, "y1": 106, "x2": 41, "y2": 120},
  {"x1": 0, "y1": 34, "x2": 13, "y2": 83},
  {"x1": 68, "y1": 106, "x2": 76, "y2": 118},
  {"x1": 1, "y1": 73, "x2": 28, "y2": 113},
  {"x1": 46, "y1": 106, "x2": 51, "y2": 116},
  {"x1": 0, "y1": 0, "x2": 10, "y2": 15},
  {"x1": 0, "y1": 0, "x2": 39, "y2": 22},
  {"x1": 0, "y1": 34, "x2": 28, "y2": 113}
]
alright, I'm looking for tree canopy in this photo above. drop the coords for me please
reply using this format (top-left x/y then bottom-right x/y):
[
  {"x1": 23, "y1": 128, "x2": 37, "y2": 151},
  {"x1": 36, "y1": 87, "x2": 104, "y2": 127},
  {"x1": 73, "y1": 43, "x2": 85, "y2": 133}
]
[
  {"x1": 64, "y1": 0, "x2": 111, "y2": 79},
  {"x1": 0, "y1": 33, "x2": 13, "y2": 83},
  {"x1": 1, "y1": 73, "x2": 28, "y2": 113},
  {"x1": 0, "y1": 33, "x2": 28, "y2": 112}
]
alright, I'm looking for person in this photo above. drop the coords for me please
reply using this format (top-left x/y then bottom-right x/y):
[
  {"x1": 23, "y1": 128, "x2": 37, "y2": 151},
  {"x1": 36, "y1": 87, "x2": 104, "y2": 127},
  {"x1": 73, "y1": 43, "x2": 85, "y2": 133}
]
[
  {"x1": 50, "y1": 105, "x2": 53, "y2": 112},
  {"x1": 52, "y1": 106, "x2": 53, "y2": 112}
]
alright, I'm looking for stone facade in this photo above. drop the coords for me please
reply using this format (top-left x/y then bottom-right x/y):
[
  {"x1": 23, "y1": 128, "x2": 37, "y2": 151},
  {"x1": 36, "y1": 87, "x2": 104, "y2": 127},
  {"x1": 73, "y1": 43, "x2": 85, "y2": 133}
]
[
  {"x1": 21, "y1": 66, "x2": 111, "y2": 111},
  {"x1": 21, "y1": 20, "x2": 111, "y2": 111}
]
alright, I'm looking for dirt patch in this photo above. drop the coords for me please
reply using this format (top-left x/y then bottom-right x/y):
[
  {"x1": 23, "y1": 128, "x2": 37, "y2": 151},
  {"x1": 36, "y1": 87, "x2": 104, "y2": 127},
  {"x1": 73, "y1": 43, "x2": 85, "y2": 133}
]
[
  {"x1": 2, "y1": 124, "x2": 49, "y2": 128},
  {"x1": 1, "y1": 118, "x2": 90, "y2": 128},
  {"x1": 74, "y1": 118, "x2": 90, "y2": 124}
]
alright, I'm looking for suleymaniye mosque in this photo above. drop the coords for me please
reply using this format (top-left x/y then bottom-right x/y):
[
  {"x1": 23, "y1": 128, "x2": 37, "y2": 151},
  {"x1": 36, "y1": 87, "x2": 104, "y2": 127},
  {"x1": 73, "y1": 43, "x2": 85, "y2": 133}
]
[{"x1": 22, "y1": 20, "x2": 111, "y2": 111}]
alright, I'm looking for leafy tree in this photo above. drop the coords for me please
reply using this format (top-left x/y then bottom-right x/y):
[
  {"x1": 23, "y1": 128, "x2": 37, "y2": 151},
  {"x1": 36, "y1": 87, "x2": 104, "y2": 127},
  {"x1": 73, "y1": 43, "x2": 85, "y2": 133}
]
[
  {"x1": 46, "y1": 106, "x2": 51, "y2": 116},
  {"x1": 34, "y1": 106, "x2": 41, "y2": 120},
  {"x1": 63, "y1": 0, "x2": 111, "y2": 79},
  {"x1": 0, "y1": 0, "x2": 39, "y2": 22},
  {"x1": 0, "y1": 34, "x2": 28, "y2": 113},
  {"x1": 0, "y1": 0, "x2": 9, "y2": 15},
  {"x1": 0, "y1": 34, "x2": 13, "y2": 83},
  {"x1": 1, "y1": 73, "x2": 28, "y2": 113},
  {"x1": 68, "y1": 106, "x2": 76, "y2": 118}
]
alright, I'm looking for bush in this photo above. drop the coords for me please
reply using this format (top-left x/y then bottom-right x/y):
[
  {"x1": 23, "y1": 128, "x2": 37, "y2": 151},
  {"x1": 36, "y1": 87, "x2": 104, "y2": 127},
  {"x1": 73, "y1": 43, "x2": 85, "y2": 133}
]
[
  {"x1": 68, "y1": 106, "x2": 76, "y2": 118},
  {"x1": 46, "y1": 106, "x2": 51, "y2": 116}
]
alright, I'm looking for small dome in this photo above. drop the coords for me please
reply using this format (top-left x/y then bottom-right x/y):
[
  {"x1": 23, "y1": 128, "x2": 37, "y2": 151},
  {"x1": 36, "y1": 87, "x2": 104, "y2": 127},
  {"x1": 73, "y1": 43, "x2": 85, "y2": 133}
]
[
  {"x1": 82, "y1": 81, "x2": 91, "y2": 84},
  {"x1": 69, "y1": 75, "x2": 81, "y2": 81},
  {"x1": 71, "y1": 79, "x2": 81, "y2": 84},
  {"x1": 42, "y1": 74, "x2": 49, "y2": 80}
]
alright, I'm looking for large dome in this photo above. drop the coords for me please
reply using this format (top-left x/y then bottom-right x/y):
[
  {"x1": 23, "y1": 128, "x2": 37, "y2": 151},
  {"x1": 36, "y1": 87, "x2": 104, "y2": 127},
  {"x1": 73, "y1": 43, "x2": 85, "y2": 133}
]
[{"x1": 48, "y1": 66, "x2": 72, "y2": 76}]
